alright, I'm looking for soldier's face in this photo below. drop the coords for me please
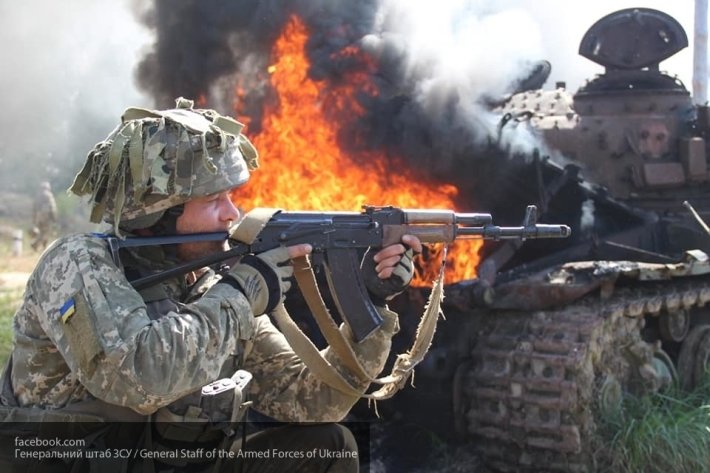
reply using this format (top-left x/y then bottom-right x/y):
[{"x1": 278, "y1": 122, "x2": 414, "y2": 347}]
[{"x1": 175, "y1": 190, "x2": 241, "y2": 260}]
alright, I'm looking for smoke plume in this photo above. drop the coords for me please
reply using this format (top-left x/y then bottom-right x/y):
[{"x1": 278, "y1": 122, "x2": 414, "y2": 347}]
[
  {"x1": 132, "y1": 1, "x2": 697, "y2": 188},
  {"x1": 0, "y1": 0, "x2": 150, "y2": 196},
  {"x1": 133, "y1": 0, "x2": 552, "y2": 186},
  {"x1": 0, "y1": 1, "x2": 696, "y2": 202}
]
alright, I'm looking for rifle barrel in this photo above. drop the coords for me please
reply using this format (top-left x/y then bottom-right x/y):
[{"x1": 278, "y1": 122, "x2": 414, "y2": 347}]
[{"x1": 456, "y1": 224, "x2": 571, "y2": 239}]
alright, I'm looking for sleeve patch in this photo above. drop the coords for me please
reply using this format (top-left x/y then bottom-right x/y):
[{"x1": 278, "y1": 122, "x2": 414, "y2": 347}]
[
  {"x1": 59, "y1": 297, "x2": 76, "y2": 324},
  {"x1": 62, "y1": 292, "x2": 103, "y2": 371}
]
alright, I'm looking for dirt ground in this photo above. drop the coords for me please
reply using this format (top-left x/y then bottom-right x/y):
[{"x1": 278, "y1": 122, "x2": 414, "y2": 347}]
[
  {"x1": 367, "y1": 421, "x2": 487, "y2": 472},
  {"x1": 0, "y1": 252, "x2": 36, "y2": 294},
  {"x1": 0, "y1": 272, "x2": 30, "y2": 291}
]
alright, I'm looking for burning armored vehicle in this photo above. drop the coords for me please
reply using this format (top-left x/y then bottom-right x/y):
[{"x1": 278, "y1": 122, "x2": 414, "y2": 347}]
[
  {"x1": 129, "y1": 3, "x2": 707, "y2": 471},
  {"x1": 396, "y1": 7, "x2": 710, "y2": 472}
]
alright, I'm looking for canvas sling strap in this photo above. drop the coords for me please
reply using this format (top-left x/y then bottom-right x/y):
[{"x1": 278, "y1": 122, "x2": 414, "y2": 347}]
[{"x1": 231, "y1": 208, "x2": 446, "y2": 401}]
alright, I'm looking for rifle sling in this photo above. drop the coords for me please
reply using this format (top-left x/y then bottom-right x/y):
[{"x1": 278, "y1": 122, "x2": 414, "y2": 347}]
[
  {"x1": 274, "y1": 254, "x2": 446, "y2": 401},
  {"x1": 271, "y1": 304, "x2": 363, "y2": 398},
  {"x1": 291, "y1": 255, "x2": 376, "y2": 384},
  {"x1": 365, "y1": 248, "x2": 447, "y2": 400}
]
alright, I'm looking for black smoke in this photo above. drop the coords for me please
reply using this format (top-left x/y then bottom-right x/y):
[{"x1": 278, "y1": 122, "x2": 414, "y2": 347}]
[
  {"x1": 133, "y1": 0, "x2": 541, "y2": 209},
  {"x1": 134, "y1": 0, "x2": 379, "y2": 110}
]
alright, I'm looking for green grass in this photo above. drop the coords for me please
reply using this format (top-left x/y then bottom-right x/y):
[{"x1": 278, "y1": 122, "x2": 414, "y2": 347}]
[
  {"x1": 0, "y1": 235, "x2": 35, "y2": 369},
  {"x1": 0, "y1": 288, "x2": 22, "y2": 368},
  {"x1": 600, "y1": 376, "x2": 710, "y2": 473}
]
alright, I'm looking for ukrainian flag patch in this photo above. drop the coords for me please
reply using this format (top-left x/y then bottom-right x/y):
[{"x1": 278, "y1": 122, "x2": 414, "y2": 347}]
[{"x1": 59, "y1": 297, "x2": 76, "y2": 324}]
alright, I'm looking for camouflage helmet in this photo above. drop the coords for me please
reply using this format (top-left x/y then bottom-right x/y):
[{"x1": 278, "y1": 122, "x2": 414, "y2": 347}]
[{"x1": 69, "y1": 97, "x2": 258, "y2": 235}]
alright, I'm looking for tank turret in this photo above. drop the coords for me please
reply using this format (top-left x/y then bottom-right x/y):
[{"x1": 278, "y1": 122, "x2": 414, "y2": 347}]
[{"x1": 501, "y1": 9, "x2": 709, "y2": 213}]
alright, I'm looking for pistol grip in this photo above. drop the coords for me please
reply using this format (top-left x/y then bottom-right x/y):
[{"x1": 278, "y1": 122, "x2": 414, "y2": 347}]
[{"x1": 323, "y1": 248, "x2": 384, "y2": 342}]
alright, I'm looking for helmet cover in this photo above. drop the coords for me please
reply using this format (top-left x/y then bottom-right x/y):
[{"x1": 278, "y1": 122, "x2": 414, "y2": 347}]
[{"x1": 69, "y1": 97, "x2": 258, "y2": 235}]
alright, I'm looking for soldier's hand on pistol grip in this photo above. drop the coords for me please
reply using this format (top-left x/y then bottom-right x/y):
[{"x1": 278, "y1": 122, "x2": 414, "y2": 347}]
[
  {"x1": 225, "y1": 244, "x2": 311, "y2": 315},
  {"x1": 362, "y1": 234, "x2": 422, "y2": 302}
]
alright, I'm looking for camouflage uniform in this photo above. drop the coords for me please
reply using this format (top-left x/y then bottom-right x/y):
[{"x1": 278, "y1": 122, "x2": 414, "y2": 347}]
[
  {"x1": 2, "y1": 99, "x2": 407, "y2": 472},
  {"x1": 31, "y1": 181, "x2": 57, "y2": 251},
  {"x1": 10, "y1": 234, "x2": 397, "y2": 418}
]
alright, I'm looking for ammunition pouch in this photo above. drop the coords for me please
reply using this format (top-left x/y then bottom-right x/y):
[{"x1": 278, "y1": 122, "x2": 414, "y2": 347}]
[{"x1": 148, "y1": 370, "x2": 253, "y2": 467}]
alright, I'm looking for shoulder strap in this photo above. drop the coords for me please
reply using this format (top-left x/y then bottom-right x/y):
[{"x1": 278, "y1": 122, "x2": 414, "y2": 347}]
[{"x1": 274, "y1": 251, "x2": 446, "y2": 401}]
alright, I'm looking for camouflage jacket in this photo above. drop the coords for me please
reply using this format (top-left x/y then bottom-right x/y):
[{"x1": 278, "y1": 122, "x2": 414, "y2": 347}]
[{"x1": 10, "y1": 233, "x2": 399, "y2": 421}]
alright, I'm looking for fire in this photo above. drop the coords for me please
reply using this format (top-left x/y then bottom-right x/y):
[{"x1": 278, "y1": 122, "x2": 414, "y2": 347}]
[{"x1": 234, "y1": 16, "x2": 481, "y2": 285}]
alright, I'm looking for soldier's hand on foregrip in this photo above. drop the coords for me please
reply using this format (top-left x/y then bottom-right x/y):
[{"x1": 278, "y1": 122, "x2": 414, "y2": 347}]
[
  {"x1": 223, "y1": 246, "x2": 295, "y2": 315},
  {"x1": 362, "y1": 235, "x2": 422, "y2": 302}
]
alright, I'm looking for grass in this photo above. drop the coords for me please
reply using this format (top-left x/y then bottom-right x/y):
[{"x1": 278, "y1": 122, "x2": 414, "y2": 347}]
[
  {"x1": 600, "y1": 376, "x2": 710, "y2": 473},
  {"x1": 0, "y1": 289, "x2": 22, "y2": 368},
  {"x1": 0, "y1": 236, "x2": 39, "y2": 369}
]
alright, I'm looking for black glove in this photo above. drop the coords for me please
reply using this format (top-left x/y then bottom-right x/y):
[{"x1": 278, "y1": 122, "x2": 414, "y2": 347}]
[
  {"x1": 361, "y1": 246, "x2": 416, "y2": 303},
  {"x1": 222, "y1": 247, "x2": 293, "y2": 315}
]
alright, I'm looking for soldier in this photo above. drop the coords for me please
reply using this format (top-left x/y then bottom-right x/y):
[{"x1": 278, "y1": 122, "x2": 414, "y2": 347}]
[
  {"x1": 30, "y1": 180, "x2": 58, "y2": 251},
  {"x1": 1, "y1": 98, "x2": 421, "y2": 473}
]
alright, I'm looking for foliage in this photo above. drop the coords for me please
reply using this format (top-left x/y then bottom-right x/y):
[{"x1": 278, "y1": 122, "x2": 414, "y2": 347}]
[
  {"x1": 0, "y1": 289, "x2": 22, "y2": 369},
  {"x1": 0, "y1": 238, "x2": 36, "y2": 369},
  {"x1": 599, "y1": 377, "x2": 710, "y2": 473}
]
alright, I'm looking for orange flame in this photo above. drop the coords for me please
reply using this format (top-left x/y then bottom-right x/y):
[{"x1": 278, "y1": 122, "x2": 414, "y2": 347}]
[{"x1": 233, "y1": 16, "x2": 481, "y2": 285}]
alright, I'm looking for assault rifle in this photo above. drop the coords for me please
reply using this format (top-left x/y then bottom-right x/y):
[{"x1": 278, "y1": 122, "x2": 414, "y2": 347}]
[{"x1": 109, "y1": 205, "x2": 570, "y2": 342}]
